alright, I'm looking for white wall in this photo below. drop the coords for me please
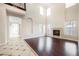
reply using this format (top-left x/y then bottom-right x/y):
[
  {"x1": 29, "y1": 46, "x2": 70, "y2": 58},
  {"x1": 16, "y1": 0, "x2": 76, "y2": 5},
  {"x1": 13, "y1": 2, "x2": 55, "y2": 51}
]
[
  {"x1": 64, "y1": 4, "x2": 78, "y2": 41},
  {"x1": 25, "y1": 3, "x2": 78, "y2": 41},
  {"x1": 23, "y1": 4, "x2": 46, "y2": 38},
  {"x1": 32, "y1": 3, "x2": 65, "y2": 29},
  {"x1": 0, "y1": 4, "x2": 7, "y2": 44},
  {"x1": 0, "y1": 3, "x2": 78, "y2": 44},
  {"x1": 47, "y1": 3, "x2": 65, "y2": 28},
  {"x1": 77, "y1": 3, "x2": 79, "y2": 42},
  {"x1": 23, "y1": 3, "x2": 65, "y2": 38},
  {"x1": 47, "y1": 3, "x2": 65, "y2": 37},
  {"x1": 0, "y1": 3, "x2": 26, "y2": 45}
]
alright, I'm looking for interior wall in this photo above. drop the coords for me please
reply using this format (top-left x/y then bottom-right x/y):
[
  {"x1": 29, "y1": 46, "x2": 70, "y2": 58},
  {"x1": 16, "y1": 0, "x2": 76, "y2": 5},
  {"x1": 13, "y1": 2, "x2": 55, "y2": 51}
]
[
  {"x1": 47, "y1": 3, "x2": 65, "y2": 37},
  {"x1": 0, "y1": 3, "x2": 78, "y2": 44},
  {"x1": 25, "y1": 3, "x2": 78, "y2": 41},
  {"x1": 47, "y1": 3, "x2": 65, "y2": 28},
  {"x1": 21, "y1": 17, "x2": 33, "y2": 39},
  {"x1": 0, "y1": 3, "x2": 26, "y2": 45},
  {"x1": 0, "y1": 4, "x2": 7, "y2": 44},
  {"x1": 64, "y1": 4, "x2": 78, "y2": 41},
  {"x1": 77, "y1": 3, "x2": 79, "y2": 42},
  {"x1": 24, "y1": 3, "x2": 65, "y2": 37},
  {"x1": 24, "y1": 4, "x2": 46, "y2": 37}
]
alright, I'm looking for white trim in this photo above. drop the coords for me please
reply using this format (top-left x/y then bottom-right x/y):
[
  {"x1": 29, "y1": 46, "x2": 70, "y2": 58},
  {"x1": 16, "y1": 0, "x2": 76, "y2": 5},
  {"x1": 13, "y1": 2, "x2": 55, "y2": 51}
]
[
  {"x1": 22, "y1": 34, "x2": 44, "y2": 39},
  {"x1": 23, "y1": 40, "x2": 38, "y2": 56},
  {"x1": 48, "y1": 35, "x2": 78, "y2": 42}
]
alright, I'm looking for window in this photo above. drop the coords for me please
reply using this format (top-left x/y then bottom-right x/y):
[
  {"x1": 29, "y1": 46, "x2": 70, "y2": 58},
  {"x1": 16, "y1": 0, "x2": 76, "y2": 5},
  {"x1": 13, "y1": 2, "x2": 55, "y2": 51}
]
[
  {"x1": 9, "y1": 23, "x2": 19, "y2": 38},
  {"x1": 64, "y1": 20, "x2": 77, "y2": 36},
  {"x1": 40, "y1": 7, "x2": 43, "y2": 16},
  {"x1": 9, "y1": 16, "x2": 21, "y2": 38},
  {"x1": 47, "y1": 8, "x2": 51, "y2": 16}
]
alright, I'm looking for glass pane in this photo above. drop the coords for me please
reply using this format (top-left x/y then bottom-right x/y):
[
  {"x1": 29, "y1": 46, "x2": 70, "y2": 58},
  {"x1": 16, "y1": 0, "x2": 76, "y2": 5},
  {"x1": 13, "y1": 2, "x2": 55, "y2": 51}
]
[
  {"x1": 8, "y1": 16, "x2": 21, "y2": 38},
  {"x1": 64, "y1": 20, "x2": 77, "y2": 36},
  {"x1": 9, "y1": 23, "x2": 19, "y2": 38}
]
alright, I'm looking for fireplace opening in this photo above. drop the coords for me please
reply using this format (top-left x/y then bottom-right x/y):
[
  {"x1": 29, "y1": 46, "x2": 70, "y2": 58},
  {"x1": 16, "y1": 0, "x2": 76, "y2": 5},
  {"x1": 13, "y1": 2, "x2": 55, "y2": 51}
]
[{"x1": 53, "y1": 30, "x2": 60, "y2": 36}]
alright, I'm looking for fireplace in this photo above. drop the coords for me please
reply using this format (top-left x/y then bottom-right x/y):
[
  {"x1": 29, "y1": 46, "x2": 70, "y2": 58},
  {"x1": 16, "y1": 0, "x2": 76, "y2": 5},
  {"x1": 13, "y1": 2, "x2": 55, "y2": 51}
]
[{"x1": 53, "y1": 30, "x2": 60, "y2": 36}]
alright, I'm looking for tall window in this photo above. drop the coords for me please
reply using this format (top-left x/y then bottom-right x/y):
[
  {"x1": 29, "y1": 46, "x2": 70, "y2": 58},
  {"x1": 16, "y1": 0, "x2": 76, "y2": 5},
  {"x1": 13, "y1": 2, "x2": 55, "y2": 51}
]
[
  {"x1": 9, "y1": 23, "x2": 19, "y2": 38},
  {"x1": 39, "y1": 7, "x2": 51, "y2": 35},
  {"x1": 47, "y1": 8, "x2": 51, "y2": 16},
  {"x1": 9, "y1": 16, "x2": 21, "y2": 38},
  {"x1": 64, "y1": 20, "x2": 77, "y2": 36},
  {"x1": 40, "y1": 7, "x2": 43, "y2": 16}
]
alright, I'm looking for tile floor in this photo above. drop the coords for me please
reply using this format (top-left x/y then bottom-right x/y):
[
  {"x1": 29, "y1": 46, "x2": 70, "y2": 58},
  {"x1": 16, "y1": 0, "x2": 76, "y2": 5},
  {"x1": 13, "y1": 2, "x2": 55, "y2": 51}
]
[{"x1": 0, "y1": 38, "x2": 37, "y2": 56}]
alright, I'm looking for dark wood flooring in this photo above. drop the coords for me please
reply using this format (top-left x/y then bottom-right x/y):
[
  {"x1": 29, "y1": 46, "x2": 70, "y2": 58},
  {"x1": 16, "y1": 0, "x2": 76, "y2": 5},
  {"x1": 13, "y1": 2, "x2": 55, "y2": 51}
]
[{"x1": 25, "y1": 37, "x2": 78, "y2": 56}]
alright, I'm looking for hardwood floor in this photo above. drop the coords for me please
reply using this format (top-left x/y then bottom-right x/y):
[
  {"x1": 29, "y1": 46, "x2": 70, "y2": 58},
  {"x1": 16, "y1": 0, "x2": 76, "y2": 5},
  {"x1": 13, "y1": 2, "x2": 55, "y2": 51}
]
[{"x1": 25, "y1": 37, "x2": 78, "y2": 56}]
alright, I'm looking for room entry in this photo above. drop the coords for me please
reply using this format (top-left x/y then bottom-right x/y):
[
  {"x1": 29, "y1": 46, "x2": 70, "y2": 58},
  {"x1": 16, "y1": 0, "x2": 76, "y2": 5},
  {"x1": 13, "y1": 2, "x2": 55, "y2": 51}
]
[{"x1": 8, "y1": 15, "x2": 22, "y2": 38}]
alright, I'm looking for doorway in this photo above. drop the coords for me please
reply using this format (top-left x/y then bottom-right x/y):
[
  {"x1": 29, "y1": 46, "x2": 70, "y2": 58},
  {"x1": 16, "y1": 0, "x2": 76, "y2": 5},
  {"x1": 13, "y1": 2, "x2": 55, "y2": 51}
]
[{"x1": 8, "y1": 15, "x2": 22, "y2": 39}]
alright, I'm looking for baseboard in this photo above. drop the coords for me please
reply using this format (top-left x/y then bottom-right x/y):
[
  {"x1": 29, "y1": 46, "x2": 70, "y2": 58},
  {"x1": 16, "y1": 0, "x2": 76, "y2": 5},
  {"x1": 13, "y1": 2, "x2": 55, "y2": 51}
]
[
  {"x1": 22, "y1": 35, "x2": 44, "y2": 39},
  {"x1": 23, "y1": 34, "x2": 78, "y2": 42},
  {"x1": 47, "y1": 35, "x2": 78, "y2": 42}
]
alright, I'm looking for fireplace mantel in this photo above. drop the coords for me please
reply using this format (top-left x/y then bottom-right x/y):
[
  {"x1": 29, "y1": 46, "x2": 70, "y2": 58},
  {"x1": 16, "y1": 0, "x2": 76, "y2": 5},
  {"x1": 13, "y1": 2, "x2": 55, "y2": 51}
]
[{"x1": 52, "y1": 28, "x2": 63, "y2": 38}]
